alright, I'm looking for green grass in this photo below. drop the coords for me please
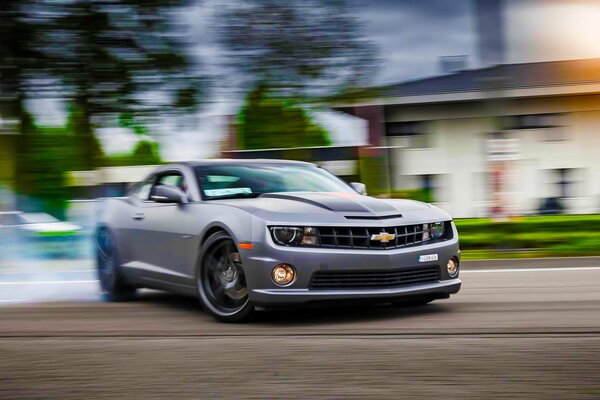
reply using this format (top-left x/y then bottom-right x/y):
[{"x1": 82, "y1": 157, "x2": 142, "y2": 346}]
[{"x1": 455, "y1": 215, "x2": 600, "y2": 260}]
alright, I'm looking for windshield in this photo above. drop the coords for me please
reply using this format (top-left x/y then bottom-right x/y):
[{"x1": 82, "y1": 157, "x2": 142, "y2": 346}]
[{"x1": 195, "y1": 163, "x2": 355, "y2": 200}]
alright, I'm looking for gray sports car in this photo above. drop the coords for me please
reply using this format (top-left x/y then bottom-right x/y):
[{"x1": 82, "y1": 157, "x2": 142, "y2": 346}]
[{"x1": 96, "y1": 160, "x2": 461, "y2": 322}]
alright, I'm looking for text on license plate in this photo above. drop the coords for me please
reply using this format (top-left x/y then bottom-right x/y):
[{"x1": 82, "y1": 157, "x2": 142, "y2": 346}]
[{"x1": 418, "y1": 254, "x2": 438, "y2": 263}]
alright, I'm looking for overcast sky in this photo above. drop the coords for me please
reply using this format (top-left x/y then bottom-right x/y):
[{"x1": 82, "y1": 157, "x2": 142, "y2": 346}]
[
  {"x1": 187, "y1": 0, "x2": 478, "y2": 91},
  {"x1": 355, "y1": 0, "x2": 477, "y2": 84}
]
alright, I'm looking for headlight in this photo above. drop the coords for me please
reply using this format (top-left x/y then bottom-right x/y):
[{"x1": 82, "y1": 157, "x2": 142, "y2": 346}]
[
  {"x1": 269, "y1": 226, "x2": 318, "y2": 246},
  {"x1": 422, "y1": 222, "x2": 446, "y2": 241},
  {"x1": 430, "y1": 222, "x2": 445, "y2": 239},
  {"x1": 422, "y1": 224, "x2": 430, "y2": 241}
]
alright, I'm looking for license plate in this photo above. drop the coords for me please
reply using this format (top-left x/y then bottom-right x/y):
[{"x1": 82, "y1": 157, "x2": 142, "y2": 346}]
[{"x1": 419, "y1": 254, "x2": 438, "y2": 263}]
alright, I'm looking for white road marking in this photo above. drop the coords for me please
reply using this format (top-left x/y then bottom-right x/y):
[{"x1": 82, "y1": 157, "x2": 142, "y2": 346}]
[
  {"x1": 462, "y1": 266, "x2": 600, "y2": 273},
  {"x1": 0, "y1": 269, "x2": 94, "y2": 275},
  {"x1": 0, "y1": 299, "x2": 26, "y2": 303},
  {"x1": 0, "y1": 280, "x2": 98, "y2": 286}
]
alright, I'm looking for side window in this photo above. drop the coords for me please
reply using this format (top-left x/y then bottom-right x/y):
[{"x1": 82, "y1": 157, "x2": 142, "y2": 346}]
[
  {"x1": 157, "y1": 174, "x2": 184, "y2": 188},
  {"x1": 131, "y1": 178, "x2": 154, "y2": 201},
  {"x1": 150, "y1": 172, "x2": 189, "y2": 201}
]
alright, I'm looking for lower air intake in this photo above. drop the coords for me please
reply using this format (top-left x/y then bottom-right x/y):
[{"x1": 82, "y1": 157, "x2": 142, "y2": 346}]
[{"x1": 309, "y1": 265, "x2": 440, "y2": 290}]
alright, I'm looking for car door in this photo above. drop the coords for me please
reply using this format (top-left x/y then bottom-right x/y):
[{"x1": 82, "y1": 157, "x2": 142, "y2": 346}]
[{"x1": 128, "y1": 169, "x2": 200, "y2": 291}]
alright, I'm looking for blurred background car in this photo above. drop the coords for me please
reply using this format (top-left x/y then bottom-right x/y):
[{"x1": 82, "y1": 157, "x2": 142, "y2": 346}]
[{"x1": 0, "y1": 212, "x2": 83, "y2": 259}]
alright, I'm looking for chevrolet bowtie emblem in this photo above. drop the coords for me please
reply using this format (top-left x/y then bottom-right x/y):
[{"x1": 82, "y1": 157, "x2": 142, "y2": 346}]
[{"x1": 370, "y1": 232, "x2": 396, "y2": 243}]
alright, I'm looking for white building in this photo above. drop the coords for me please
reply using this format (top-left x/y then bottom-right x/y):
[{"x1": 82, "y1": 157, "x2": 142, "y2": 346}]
[{"x1": 336, "y1": 58, "x2": 600, "y2": 218}]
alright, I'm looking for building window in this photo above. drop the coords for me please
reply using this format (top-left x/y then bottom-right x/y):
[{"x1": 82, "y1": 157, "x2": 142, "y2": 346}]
[
  {"x1": 385, "y1": 121, "x2": 430, "y2": 148},
  {"x1": 505, "y1": 113, "x2": 567, "y2": 142},
  {"x1": 556, "y1": 168, "x2": 574, "y2": 199}
]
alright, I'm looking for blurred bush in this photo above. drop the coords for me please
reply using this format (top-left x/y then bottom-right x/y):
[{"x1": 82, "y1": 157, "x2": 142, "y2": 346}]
[
  {"x1": 456, "y1": 215, "x2": 600, "y2": 259},
  {"x1": 390, "y1": 189, "x2": 433, "y2": 203}
]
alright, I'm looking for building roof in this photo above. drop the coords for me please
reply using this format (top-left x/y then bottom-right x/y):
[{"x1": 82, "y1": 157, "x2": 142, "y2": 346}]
[{"x1": 377, "y1": 58, "x2": 600, "y2": 98}]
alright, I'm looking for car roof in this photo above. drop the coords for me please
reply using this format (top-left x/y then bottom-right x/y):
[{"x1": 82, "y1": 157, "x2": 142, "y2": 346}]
[{"x1": 179, "y1": 159, "x2": 314, "y2": 168}]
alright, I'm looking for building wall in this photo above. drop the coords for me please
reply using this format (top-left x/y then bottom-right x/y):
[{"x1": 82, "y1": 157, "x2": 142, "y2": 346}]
[{"x1": 384, "y1": 94, "x2": 600, "y2": 218}]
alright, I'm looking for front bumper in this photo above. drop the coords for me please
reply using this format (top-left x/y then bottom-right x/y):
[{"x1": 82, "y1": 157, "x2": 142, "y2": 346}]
[
  {"x1": 242, "y1": 223, "x2": 461, "y2": 306},
  {"x1": 251, "y1": 278, "x2": 461, "y2": 305}
]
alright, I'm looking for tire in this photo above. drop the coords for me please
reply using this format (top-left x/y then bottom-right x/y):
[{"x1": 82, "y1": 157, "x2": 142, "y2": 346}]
[
  {"x1": 95, "y1": 227, "x2": 136, "y2": 301},
  {"x1": 197, "y1": 231, "x2": 254, "y2": 322}
]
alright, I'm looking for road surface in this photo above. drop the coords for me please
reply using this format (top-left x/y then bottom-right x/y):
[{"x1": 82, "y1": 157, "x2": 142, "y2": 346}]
[{"x1": 0, "y1": 261, "x2": 599, "y2": 399}]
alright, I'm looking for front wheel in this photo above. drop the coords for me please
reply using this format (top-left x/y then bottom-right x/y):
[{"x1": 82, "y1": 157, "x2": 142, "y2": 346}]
[{"x1": 197, "y1": 232, "x2": 254, "y2": 322}]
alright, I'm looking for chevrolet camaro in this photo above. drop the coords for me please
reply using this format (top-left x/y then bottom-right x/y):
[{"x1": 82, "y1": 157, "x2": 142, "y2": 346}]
[{"x1": 96, "y1": 160, "x2": 461, "y2": 322}]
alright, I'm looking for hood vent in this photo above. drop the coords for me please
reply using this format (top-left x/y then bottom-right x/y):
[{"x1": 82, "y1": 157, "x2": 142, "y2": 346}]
[{"x1": 345, "y1": 214, "x2": 403, "y2": 220}]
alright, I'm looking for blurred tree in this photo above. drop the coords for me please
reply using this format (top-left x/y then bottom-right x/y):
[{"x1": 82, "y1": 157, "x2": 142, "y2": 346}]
[
  {"x1": 1, "y1": 0, "x2": 49, "y2": 203},
  {"x1": 0, "y1": 0, "x2": 43, "y2": 128},
  {"x1": 131, "y1": 140, "x2": 162, "y2": 165},
  {"x1": 14, "y1": 112, "x2": 78, "y2": 219},
  {"x1": 218, "y1": 0, "x2": 377, "y2": 150},
  {"x1": 2, "y1": 0, "x2": 203, "y2": 215},
  {"x1": 106, "y1": 140, "x2": 162, "y2": 167},
  {"x1": 218, "y1": 0, "x2": 377, "y2": 99},
  {"x1": 238, "y1": 85, "x2": 331, "y2": 150},
  {"x1": 66, "y1": 101, "x2": 106, "y2": 171},
  {"x1": 40, "y1": 0, "x2": 205, "y2": 170}
]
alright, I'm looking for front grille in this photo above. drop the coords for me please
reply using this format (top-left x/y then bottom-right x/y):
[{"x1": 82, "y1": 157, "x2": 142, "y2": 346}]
[
  {"x1": 317, "y1": 224, "x2": 426, "y2": 250},
  {"x1": 309, "y1": 265, "x2": 440, "y2": 290}
]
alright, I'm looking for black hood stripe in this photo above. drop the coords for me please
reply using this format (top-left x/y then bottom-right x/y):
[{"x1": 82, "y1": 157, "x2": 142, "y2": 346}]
[{"x1": 260, "y1": 192, "x2": 398, "y2": 214}]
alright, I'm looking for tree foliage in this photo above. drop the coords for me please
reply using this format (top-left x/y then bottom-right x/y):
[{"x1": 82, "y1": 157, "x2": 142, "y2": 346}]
[
  {"x1": 14, "y1": 113, "x2": 80, "y2": 219},
  {"x1": 218, "y1": 0, "x2": 377, "y2": 151},
  {"x1": 2, "y1": 0, "x2": 202, "y2": 214},
  {"x1": 41, "y1": 0, "x2": 205, "y2": 120},
  {"x1": 218, "y1": 0, "x2": 378, "y2": 99},
  {"x1": 105, "y1": 140, "x2": 162, "y2": 167},
  {"x1": 238, "y1": 86, "x2": 331, "y2": 150}
]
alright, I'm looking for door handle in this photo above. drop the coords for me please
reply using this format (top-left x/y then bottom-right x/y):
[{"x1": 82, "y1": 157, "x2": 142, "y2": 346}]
[{"x1": 132, "y1": 212, "x2": 145, "y2": 220}]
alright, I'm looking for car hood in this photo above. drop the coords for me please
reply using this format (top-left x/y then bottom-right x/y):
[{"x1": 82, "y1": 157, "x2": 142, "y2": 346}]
[{"x1": 212, "y1": 192, "x2": 450, "y2": 224}]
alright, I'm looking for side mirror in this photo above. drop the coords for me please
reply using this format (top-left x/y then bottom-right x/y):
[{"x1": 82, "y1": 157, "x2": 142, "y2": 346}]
[
  {"x1": 150, "y1": 184, "x2": 188, "y2": 204},
  {"x1": 350, "y1": 182, "x2": 367, "y2": 195}
]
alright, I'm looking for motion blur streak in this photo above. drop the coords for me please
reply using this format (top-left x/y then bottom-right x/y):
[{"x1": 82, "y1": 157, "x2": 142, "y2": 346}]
[{"x1": 0, "y1": 280, "x2": 97, "y2": 285}]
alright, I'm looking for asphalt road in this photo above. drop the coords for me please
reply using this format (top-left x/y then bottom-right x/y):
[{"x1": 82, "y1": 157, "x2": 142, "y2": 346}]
[{"x1": 1, "y1": 262, "x2": 599, "y2": 399}]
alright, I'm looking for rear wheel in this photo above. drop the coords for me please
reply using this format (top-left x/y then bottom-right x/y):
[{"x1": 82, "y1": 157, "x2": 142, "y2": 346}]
[
  {"x1": 197, "y1": 232, "x2": 254, "y2": 322},
  {"x1": 96, "y1": 227, "x2": 136, "y2": 301}
]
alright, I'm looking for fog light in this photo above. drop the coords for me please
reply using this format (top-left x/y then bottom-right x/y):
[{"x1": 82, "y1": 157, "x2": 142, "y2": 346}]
[
  {"x1": 272, "y1": 264, "x2": 296, "y2": 286},
  {"x1": 447, "y1": 258, "x2": 459, "y2": 277}
]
